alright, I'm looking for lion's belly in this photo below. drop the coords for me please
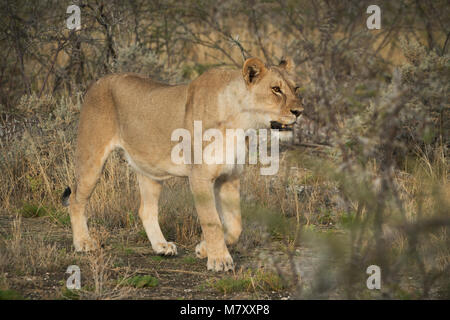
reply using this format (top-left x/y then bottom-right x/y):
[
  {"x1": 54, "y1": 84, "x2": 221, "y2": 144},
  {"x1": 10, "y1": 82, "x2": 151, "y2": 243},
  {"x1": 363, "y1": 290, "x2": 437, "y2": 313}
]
[{"x1": 120, "y1": 143, "x2": 189, "y2": 180}]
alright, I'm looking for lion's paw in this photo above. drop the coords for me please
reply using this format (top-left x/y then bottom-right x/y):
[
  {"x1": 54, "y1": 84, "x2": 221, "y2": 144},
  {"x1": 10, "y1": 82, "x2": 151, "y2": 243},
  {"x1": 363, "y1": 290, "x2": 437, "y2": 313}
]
[
  {"x1": 153, "y1": 242, "x2": 178, "y2": 256},
  {"x1": 207, "y1": 253, "x2": 234, "y2": 272},
  {"x1": 74, "y1": 237, "x2": 97, "y2": 252},
  {"x1": 195, "y1": 241, "x2": 207, "y2": 259}
]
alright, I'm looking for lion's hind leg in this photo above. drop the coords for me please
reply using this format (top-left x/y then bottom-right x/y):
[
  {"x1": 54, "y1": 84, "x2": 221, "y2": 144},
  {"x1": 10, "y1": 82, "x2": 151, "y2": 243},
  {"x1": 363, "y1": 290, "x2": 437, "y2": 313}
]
[
  {"x1": 215, "y1": 177, "x2": 242, "y2": 245},
  {"x1": 68, "y1": 137, "x2": 117, "y2": 252},
  {"x1": 66, "y1": 86, "x2": 119, "y2": 252}
]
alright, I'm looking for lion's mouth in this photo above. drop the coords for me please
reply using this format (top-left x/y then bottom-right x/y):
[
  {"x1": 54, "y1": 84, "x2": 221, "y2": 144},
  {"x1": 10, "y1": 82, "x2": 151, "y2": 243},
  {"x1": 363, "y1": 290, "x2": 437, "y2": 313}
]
[{"x1": 270, "y1": 121, "x2": 294, "y2": 131}]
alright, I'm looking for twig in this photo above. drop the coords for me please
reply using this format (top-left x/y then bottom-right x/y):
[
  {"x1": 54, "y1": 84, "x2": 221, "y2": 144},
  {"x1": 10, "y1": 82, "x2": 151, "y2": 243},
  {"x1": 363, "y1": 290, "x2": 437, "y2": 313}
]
[{"x1": 136, "y1": 268, "x2": 205, "y2": 276}]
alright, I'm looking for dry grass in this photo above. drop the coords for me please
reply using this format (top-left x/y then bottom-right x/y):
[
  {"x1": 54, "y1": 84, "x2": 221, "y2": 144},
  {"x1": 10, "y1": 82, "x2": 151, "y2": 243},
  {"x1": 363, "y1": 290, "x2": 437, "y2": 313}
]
[
  {"x1": 0, "y1": 214, "x2": 76, "y2": 276},
  {"x1": 0, "y1": 95, "x2": 447, "y2": 298},
  {"x1": 205, "y1": 267, "x2": 286, "y2": 296},
  {"x1": 0, "y1": 0, "x2": 448, "y2": 300}
]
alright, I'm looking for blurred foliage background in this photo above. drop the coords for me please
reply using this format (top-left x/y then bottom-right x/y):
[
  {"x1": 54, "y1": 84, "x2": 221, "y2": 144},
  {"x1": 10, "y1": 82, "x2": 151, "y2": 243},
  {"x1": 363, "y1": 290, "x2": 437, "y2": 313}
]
[{"x1": 0, "y1": 0, "x2": 448, "y2": 299}]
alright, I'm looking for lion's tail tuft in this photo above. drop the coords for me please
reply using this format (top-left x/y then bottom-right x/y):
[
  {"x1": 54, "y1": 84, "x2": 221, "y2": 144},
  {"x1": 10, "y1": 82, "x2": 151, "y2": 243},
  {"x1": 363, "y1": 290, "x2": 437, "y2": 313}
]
[{"x1": 61, "y1": 187, "x2": 72, "y2": 207}]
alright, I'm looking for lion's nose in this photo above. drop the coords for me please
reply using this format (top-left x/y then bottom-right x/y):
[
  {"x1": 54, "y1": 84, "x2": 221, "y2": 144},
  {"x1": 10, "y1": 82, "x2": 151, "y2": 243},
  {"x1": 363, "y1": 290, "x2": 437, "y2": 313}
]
[{"x1": 290, "y1": 109, "x2": 302, "y2": 117}]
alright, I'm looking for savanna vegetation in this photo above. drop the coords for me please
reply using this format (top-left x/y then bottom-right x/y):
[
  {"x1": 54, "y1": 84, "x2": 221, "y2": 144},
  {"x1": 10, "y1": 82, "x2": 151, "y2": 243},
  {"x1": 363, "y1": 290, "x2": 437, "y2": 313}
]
[{"x1": 0, "y1": 0, "x2": 448, "y2": 299}]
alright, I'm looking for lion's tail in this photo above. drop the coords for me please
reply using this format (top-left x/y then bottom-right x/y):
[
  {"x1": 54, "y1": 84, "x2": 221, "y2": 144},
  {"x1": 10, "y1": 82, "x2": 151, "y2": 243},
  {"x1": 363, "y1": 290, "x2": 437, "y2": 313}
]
[{"x1": 61, "y1": 187, "x2": 72, "y2": 207}]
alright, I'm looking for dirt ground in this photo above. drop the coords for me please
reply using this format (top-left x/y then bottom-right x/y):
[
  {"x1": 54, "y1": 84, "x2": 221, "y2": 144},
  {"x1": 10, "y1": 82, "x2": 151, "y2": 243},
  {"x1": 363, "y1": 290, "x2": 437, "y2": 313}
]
[{"x1": 0, "y1": 212, "x2": 313, "y2": 300}]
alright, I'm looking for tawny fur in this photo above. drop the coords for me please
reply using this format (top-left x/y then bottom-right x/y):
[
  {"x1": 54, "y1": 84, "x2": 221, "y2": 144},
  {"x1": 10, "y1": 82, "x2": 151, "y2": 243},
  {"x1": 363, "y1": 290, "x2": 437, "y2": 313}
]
[{"x1": 64, "y1": 57, "x2": 303, "y2": 272}]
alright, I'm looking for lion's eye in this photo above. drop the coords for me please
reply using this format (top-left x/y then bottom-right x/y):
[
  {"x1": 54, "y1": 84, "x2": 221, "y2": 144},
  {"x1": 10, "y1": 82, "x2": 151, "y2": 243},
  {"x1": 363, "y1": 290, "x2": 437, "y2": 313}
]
[{"x1": 272, "y1": 86, "x2": 282, "y2": 94}]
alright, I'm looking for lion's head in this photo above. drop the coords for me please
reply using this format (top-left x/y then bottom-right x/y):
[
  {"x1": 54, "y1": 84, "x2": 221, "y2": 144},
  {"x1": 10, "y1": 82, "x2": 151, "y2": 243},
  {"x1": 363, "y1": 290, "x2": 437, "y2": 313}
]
[{"x1": 242, "y1": 57, "x2": 304, "y2": 130}]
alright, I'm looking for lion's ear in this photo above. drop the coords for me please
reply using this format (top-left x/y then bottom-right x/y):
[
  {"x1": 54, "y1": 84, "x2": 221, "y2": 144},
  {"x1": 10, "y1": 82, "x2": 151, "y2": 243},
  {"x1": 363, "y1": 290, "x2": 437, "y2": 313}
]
[
  {"x1": 243, "y1": 57, "x2": 267, "y2": 86},
  {"x1": 278, "y1": 58, "x2": 295, "y2": 72}
]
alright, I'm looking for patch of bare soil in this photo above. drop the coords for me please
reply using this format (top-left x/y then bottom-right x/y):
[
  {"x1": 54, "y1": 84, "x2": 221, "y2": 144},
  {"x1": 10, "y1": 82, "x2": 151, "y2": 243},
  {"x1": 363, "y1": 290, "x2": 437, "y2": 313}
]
[{"x1": 1, "y1": 213, "x2": 309, "y2": 300}]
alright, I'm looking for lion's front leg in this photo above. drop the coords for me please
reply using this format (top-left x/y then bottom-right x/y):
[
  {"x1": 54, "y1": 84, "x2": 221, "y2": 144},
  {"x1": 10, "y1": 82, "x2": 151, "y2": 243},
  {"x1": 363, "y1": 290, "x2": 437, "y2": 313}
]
[
  {"x1": 137, "y1": 174, "x2": 177, "y2": 256},
  {"x1": 189, "y1": 174, "x2": 234, "y2": 272}
]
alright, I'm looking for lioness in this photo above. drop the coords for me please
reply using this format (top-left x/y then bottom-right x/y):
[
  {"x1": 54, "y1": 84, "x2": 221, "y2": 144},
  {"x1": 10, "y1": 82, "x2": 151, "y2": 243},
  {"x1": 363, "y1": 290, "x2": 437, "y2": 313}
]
[{"x1": 62, "y1": 57, "x2": 303, "y2": 271}]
